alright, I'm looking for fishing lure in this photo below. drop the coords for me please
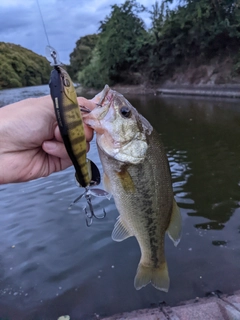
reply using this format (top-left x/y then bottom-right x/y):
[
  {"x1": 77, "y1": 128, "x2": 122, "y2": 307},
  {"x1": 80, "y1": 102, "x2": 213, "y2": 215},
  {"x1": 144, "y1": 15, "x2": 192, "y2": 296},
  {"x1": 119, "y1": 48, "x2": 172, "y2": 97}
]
[{"x1": 47, "y1": 46, "x2": 110, "y2": 226}]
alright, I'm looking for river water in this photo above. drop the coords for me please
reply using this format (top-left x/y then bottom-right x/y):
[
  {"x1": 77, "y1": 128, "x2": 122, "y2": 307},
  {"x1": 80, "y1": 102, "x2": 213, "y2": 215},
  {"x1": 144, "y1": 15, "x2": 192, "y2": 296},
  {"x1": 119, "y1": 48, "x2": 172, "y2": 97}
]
[{"x1": 0, "y1": 85, "x2": 240, "y2": 320}]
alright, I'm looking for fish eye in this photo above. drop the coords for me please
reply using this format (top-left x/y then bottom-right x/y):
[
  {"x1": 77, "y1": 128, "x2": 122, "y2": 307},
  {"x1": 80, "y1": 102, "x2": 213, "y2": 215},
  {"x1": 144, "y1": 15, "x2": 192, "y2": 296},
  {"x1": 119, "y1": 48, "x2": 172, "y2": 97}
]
[{"x1": 120, "y1": 106, "x2": 131, "y2": 118}]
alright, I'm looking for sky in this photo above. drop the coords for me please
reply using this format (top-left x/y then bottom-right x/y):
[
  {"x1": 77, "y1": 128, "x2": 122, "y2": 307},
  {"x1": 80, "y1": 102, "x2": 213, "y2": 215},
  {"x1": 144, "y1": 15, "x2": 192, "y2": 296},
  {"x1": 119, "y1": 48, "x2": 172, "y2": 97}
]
[{"x1": 0, "y1": 0, "x2": 153, "y2": 64}]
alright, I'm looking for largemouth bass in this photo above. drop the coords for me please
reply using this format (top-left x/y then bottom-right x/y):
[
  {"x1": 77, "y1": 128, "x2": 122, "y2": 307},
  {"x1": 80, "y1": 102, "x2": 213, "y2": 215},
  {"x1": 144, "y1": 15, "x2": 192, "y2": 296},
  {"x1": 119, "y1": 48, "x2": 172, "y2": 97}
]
[{"x1": 83, "y1": 85, "x2": 182, "y2": 291}]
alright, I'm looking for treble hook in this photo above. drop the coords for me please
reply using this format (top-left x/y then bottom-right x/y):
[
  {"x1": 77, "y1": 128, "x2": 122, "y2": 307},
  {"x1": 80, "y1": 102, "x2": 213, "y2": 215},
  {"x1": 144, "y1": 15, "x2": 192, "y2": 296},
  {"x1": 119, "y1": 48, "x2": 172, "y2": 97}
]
[
  {"x1": 84, "y1": 193, "x2": 106, "y2": 227},
  {"x1": 69, "y1": 187, "x2": 109, "y2": 227}
]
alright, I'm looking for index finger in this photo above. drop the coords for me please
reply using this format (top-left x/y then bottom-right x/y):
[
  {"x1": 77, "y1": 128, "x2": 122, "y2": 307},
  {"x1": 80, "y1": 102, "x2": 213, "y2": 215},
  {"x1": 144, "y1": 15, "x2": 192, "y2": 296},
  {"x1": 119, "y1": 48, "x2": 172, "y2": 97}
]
[
  {"x1": 77, "y1": 97, "x2": 96, "y2": 111},
  {"x1": 77, "y1": 97, "x2": 95, "y2": 145}
]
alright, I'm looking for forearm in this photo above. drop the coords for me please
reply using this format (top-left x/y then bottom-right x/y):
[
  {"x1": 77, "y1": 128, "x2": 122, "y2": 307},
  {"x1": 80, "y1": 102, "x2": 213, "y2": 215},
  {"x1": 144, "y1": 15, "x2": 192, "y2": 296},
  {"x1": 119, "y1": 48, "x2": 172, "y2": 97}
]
[
  {"x1": 0, "y1": 104, "x2": 19, "y2": 183},
  {"x1": 0, "y1": 103, "x2": 16, "y2": 153},
  {"x1": 0, "y1": 110, "x2": 22, "y2": 184}
]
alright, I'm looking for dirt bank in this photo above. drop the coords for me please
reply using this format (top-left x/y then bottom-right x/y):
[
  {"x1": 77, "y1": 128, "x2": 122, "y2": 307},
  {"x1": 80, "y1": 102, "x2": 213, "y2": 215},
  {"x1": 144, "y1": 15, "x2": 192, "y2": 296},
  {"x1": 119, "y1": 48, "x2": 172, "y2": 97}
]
[
  {"x1": 75, "y1": 84, "x2": 156, "y2": 96},
  {"x1": 76, "y1": 58, "x2": 240, "y2": 98},
  {"x1": 153, "y1": 57, "x2": 240, "y2": 98}
]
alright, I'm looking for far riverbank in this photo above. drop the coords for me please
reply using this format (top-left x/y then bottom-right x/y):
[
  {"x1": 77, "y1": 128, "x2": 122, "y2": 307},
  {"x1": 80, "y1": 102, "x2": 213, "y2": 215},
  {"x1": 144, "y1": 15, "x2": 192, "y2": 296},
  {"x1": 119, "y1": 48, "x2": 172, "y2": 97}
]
[{"x1": 76, "y1": 84, "x2": 240, "y2": 99}]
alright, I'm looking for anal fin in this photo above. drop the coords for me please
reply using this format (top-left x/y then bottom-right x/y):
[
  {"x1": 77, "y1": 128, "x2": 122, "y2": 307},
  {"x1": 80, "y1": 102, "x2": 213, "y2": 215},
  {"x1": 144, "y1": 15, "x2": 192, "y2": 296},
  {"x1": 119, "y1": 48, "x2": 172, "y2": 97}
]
[{"x1": 112, "y1": 216, "x2": 133, "y2": 242}]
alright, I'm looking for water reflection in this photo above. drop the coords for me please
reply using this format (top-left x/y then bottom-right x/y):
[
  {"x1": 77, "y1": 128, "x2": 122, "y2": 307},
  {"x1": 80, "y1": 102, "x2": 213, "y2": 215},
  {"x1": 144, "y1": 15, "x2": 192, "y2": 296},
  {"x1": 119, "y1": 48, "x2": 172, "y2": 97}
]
[{"x1": 130, "y1": 95, "x2": 240, "y2": 230}]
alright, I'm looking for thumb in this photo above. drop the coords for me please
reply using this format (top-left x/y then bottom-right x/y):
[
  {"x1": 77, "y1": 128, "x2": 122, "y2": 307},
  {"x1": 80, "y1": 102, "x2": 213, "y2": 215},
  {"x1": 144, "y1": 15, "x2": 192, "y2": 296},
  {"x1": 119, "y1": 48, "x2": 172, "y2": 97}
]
[{"x1": 42, "y1": 140, "x2": 70, "y2": 160}]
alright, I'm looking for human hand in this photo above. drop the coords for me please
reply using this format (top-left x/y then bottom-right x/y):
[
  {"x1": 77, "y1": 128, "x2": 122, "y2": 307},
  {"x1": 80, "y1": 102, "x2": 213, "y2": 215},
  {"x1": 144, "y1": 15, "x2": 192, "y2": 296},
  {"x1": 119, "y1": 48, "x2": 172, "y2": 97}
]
[{"x1": 0, "y1": 95, "x2": 95, "y2": 184}]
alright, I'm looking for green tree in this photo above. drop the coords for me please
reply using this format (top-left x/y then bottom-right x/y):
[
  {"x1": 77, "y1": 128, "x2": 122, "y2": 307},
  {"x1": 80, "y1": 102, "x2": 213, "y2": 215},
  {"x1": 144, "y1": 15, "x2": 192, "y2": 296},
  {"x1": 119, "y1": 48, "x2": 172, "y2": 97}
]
[
  {"x1": 71, "y1": 0, "x2": 240, "y2": 87},
  {"x1": 78, "y1": 47, "x2": 110, "y2": 88},
  {"x1": 149, "y1": 1, "x2": 168, "y2": 42},
  {"x1": 67, "y1": 34, "x2": 99, "y2": 80},
  {"x1": 148, "y1": 0, "x2": 240, "y2": 80},
  {"x1": 0, "y1": 42, "x2": 51, "y2": 89},
  {"x1": 97, "y1": 0, "x2": 149, "y2": 83}
]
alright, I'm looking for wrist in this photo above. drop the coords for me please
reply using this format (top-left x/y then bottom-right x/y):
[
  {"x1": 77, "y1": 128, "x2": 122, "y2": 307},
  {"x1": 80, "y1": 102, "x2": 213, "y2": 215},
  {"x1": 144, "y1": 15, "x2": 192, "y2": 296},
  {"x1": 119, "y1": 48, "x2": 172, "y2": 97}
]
[{"x1": 0, "y1": 106, "x2": 12, "y2": 153}]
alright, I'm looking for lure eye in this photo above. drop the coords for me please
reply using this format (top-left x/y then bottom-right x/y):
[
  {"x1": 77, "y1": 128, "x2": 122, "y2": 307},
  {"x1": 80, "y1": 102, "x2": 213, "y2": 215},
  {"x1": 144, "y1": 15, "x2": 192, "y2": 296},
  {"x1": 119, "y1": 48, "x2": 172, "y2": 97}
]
[
  {"x1": 120, "y1": 106, "x2": 131, "y2": 118},
  {"x1": 63, "y1": 78, "x2": 70, "y2": 87}
]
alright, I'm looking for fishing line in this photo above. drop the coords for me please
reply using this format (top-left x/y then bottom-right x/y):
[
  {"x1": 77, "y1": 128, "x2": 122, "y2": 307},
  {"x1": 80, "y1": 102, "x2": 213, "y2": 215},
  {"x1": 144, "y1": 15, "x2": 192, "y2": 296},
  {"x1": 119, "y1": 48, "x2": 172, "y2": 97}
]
[{"x1": 36, "y1": 0, "x2": 51, "y2": 47}]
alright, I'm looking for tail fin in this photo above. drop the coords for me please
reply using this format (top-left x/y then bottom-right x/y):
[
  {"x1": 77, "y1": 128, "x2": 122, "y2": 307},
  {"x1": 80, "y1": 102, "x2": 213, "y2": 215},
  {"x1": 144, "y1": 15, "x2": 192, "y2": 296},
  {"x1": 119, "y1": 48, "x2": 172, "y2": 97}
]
[{"x1": 134, "y1": 262, "x2": 169, "y2": 292}]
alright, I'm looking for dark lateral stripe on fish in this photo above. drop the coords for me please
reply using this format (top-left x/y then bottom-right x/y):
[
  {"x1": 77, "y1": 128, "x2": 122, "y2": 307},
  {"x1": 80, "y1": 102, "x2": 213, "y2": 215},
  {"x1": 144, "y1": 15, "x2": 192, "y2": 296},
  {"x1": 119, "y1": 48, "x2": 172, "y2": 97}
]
[
  {"x1": 67, "y1": 120, "x2": 83, "y2": 130},
  {"x1": 74, "y1": 149, "x2": 86, "y2": 160},
  {"x1": 144, "y1": 206, "x2": 160, "y2": 267},
  {"x1": 70, "y1": 135, "x2": 86, "y2": 146}
]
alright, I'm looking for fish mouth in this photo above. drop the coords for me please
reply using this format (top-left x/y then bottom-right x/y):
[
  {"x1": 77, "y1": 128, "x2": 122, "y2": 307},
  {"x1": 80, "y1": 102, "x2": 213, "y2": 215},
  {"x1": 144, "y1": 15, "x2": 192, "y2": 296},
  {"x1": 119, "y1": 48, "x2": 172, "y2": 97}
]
[
  {"x1": 79, "y1": 85, "x2": 112, "y2": 114},
  {"x1": 98, "y1": 85, "x2": 111, "y2": 106},
  {"x1": 82, "y1": 85, "x2": 114, "y2": 132},
  {"x1": 84, "y1": 85, "x2": 116, "y2": 120},
  {"x1": 92, "y1": 85, "x2": 118, "y2": 111}
]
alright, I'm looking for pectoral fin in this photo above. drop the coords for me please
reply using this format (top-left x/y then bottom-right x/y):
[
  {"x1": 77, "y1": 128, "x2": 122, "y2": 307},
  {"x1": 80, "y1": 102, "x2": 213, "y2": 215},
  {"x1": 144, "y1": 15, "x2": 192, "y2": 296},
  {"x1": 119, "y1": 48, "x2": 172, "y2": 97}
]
[
  {"x1": 103, "y1": 173, "x2": 112, "y2": 194},
  {"x1": 112, "y1": 216, "x2": 133, "y2": 242},
  {"x1": 167, "y1": 198, "x2": 182, "y2": 247}
]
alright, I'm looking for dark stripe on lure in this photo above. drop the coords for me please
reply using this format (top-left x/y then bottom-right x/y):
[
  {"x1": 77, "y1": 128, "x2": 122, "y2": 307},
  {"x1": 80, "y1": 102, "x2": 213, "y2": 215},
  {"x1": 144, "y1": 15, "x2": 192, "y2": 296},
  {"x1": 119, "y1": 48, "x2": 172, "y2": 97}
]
[
  {"x1": 67, "y1": 120, "x2": 84, "y2": 130},
  {"x1": 70, "y1": 135, "x2": 86, "y2": 145},
  {"x1": 60, "y1": 103, "x2": 82, "y2": 113},
  {"x1": 74, "y1": 149, "x2": 87, "y2": 160}
]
